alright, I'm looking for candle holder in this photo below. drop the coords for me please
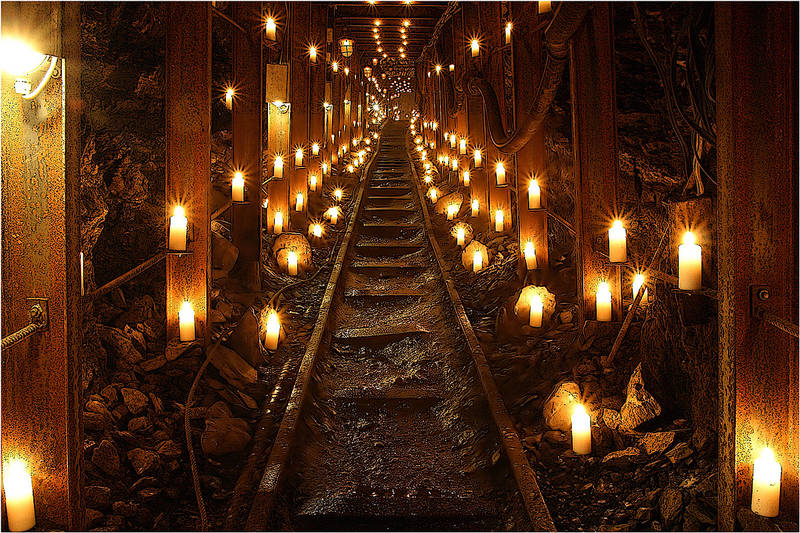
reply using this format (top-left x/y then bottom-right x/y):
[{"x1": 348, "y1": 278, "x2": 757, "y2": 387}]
[{"x1": 166, "y1": 221, "x2": 196, "y2": 255}]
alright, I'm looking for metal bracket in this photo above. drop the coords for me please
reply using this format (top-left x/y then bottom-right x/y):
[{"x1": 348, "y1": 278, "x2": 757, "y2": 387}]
[
  {"x1": 750, "y1": 284, "x2": 771, "y2": 317},
  {"x1": 26, "y1": 297, "x2": 49, "y2": 331}
]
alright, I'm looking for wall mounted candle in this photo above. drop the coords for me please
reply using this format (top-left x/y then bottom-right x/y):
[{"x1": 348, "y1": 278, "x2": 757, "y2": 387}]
[
  {"x1": 287, "y1": 251, "x2": 298, "y2": 275},
  {"x1": 264, "y1": 309, "x2": 280, "y2": 350},
  {"x1": 528, "y1": 179, "x2": 541, "y2": 209},
  {"x1": 505, "y1": 22, "x2": 513, "y2": 44},
  {"x1": 450, "y1": 135, "x2": 457, "y2": 149},
  {"x1": 447, "y1": 204, "x2": 458, "y2": 220},
  {"x1": 596, "y1": 281, "x2": 612, "y2": 321},
  {"x1": 449, "y1": 63, "x2": 455, "y2": 71},
  {"x1": 471, "y1": 39, "x2": 480, "y2": 57},
  {"x1": 456, "y1": 227, "x2": 465, "y2": 247},
  {"x1": 311, "y1": 142, "x2": 319, "y2": 156},
  {"x1": 309, "y1": 175, "x2": 317, "y2": 192},
  {"x1": 308, "y1": 46, "x2": 317, "y2": 63},
  {"x1": 178, "y1": 301, "x2": 195, "y2": 342},
  {"x1": 169, "y1": 206, "x2": 188, "y2": 251},
  {"x1": 471, "y1": 199, "x2": 479, "y2": 217},
  {"x1": 608, "y1": 220, "x2": 627, "y2": 263},
  {"x1": 321, "y1": 162, "x2": 329, "y2": 176},
  {"x1": 571, "y1": 405, "x2": 591, "y2": 455},
  {"x1": 678, "y1": 231, "x2": 702, "y2": 290},
  {"x1": 451, "y1": 158, "x2": 458, "y2": 171},
  {"x1": 3, "y1": 457, "x2": 35, "y2": 532},
  {"x1": 333, "y1": 188, "x2": 343, "y2": 201},
  {"x1": 80, "y1": 252, "x2": 85, "y2": 296},
  {"x1": 752, "y1": 447, "x2": 781, "y2": 517},
  {"x1": 524, "y1": 241, "x2": 537, "y2": 270},
  {"x1": 632, "y1": 273, "x2": 648, "y2": 302},
  {"x1": 424, "y1": 175, "x2": 432, "y2": 184},
  {"x1": 459, "y1": 138, "x2": 467, "y2": 155},
  {"x1": 473, "y1": 149, "x2": 482, "y2": 168},
  {"x1": 273, "y1": 211, "x2": 284, "y2": 234},
  {"x1": 495, "y1": 209, "x2": 504, "y2": 232},
  {"x1": 495, "y1": 162, "x2": 506, "y2": 185},
  {"x1": 295, "y1": 147, "x2": 304, "y2": 168},
  {"x1": 224, "y1": 87, "x2": 234, "y2": 110},
  {"x1": 273, "y1": 155, "x2": 284, "y2": 178},
  {"x1": 265, "y1": 17, "x2": 277, "y2": 41},
  {"x1": 232, "y1": 171, "x2": 245, "y2": 202},
  {"x1": 462, "y1": 170, "x2": 470, "y2": 186},
  {"x1": 295, "y1": 192, "x2": 304, "y2": 212}
]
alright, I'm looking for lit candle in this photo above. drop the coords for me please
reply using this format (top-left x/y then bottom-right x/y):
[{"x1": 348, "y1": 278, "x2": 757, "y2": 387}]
[
  {"x1": 232, "y1": 171, "x2": 245, "y2": 202},
  {"x1": 474, "y1": 149, "x2": 482, "y2": 168},
  {"x1": 347, "y1": 164, "x2": 354, "y2": 173},
  {"x1": 456, "y1": 227, "x2": 465, "y2": 247},
  {"x1": 178, "y1": 301, "x2": 195, "y2": 342},
  {"x1": 429, "y1": 188, "x2": 438, "y2": 203},
  {"x1": 295, "y1": 192, "x2": 304, "y2": 211},
  {"x1": 295, "y1": 147, "x2": 304, "y2": 168},
  {"x1": 274, "y1": 211, "x2": 284, "y2": 234},
  {"x1": 528, "y1": 179, "x2": 541, "y2": 209},
  {"x1": 310, "y1": 223, "x2": 323, "y2": 238},
  {"x1": 495, "y1": 162, "x2": 506, "y2": 185},
  {"x1": 505, "y1": 22, "x2": 513, "y2": 44},
  {"x1": 752, "y1": 447, "x2": 781, "y2": 517},
  {"x1": 225, "y1": 88, "x2": 233, "y2": 110},
  {"x1": 287, "y1": 251, "x2": 298, "y2": 275},
  {"x1": 451, "y1": 158, "x2": 458, "y2": 171},
  {"x1": 331, "y1": 61, "x2": 338, "y2": 72},
  {"x1": 459, "y1": 138, "x2": 467, "y2": 155},
  {"x1": 321, "y1": 162, "x2": 329, "y2": 175},
  {"x1": 311, "y1": 142, "x2": 320, "y2": 156},
  {"x1": 529, "y1": 293, "x2": 543, "y2": 327},
  {"x1": 679, "y1": 231, "x2": 702, "y2": 290},
  {"x1": 524, "y1": 241, "x2": 537, "y2": 270},
  {"x1": 462, "y1": 170, "x2": 470, "y2": 186},
  {"x1": 571, "y1": 404, "x2": 591, "y2": 455},
  {"x1": 333, "y1": 188, "x2": 343, "y2": 201},
  {"x1": 471, "y1": 39, "x2": 480, "y2": 57},
  {"x1": 472, "y1": 250, "x2": 484, "y2": 272},
  {"x1": 447, "y1": 204, "x2": 458, "y2": 220},
  {"x1": 309, "y1": 174, "x2": 317, "y2": 192},
  {"x1": 596, "y1": 281, "x2": 612, "y2": 322},
  {"x1": 471, "y1": 198, "x2": 479, "y2": 217},
  {"x1": 265, "y1": 17, "x2": 277, "y2": 41},
  {"x1": 3, "y1": 458, "x2": 35, "y2": 532},
  {"x1": 632, "y1": 273, "x2": 648, "y2": 302},
  {"x1": 169, "y1": 206, "x2": 188, "y2": 251},
  {"x1": 264, "y1": 309, "x2": 280, "y2": 350},
  {"x1": 608, "y1": 220, "x2": 627, "y2": 263},
  {"x1": 273, "y1": 156, "x2": 284, "y2": 178},
  {"x1": 495, "y1": 209, "x2": 504, "y2": 232},
  {"x1": 538, "y1": 0, "x2": 552, "y2": 14},
  {"x1": 327, "y1": 206, "x2": 339, "y2": 225},
  {"x1": 308, "y1": 46, "x2": 317, "y2": 63},
  {"x1": 450, "y1": 135, "x2": 456, "y2": 149}
]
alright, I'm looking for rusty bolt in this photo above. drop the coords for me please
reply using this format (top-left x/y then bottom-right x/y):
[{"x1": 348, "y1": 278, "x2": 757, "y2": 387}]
[
  {"x1": 28, "y1": 304, "x2": 45, "y2": 325},
  {"x1": 757, "y1": 288, "x2": 771, "y2": 301}
]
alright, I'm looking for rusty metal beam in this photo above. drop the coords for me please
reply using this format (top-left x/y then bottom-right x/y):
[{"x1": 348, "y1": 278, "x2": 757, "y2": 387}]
[
  {"x1": 308, "y1": 3, "x2": 327, "y2": 204},
  {"x1": 166, "y1": 2, "x2": 211, "y2": 344},
  {"x1": 716, "y1": 3, "x2": 799, "y2": 528},
  {"x1": 569, "y1": 3, "x2": 622, "y2": 322},
  {"x1": 0, "y1": 3, "x2": 82, "y2": 529},
  {"x1": 289, "y1": 2, "x2": 311, "y2": 230}
]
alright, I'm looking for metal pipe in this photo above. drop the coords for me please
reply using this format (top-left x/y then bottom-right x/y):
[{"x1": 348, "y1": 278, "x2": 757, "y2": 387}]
[
  {"x1": 756, "y1": 309, "x2": 799, "y2": 339},
  {"x1": 88, "y1": 253, "x2": 166, "y2": 299}
]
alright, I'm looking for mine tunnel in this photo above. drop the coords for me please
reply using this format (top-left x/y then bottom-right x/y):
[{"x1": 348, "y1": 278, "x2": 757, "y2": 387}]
[{"x1": 1, "y1": 1, "x2": 798, "y2": 531}]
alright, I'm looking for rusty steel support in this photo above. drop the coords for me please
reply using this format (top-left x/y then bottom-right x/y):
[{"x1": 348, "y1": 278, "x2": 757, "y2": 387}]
[
  {"x1": 265, "y1": 63, "x2": 290, "y2": 233},
  {"x1": 0, "y1": 3, "x2": 82, "y2": 529},
  {"x1": 512, "y1": 2, "x2": 548, "y2": 275},
  {"x1": 166, "y1": 3, "x2": 211, "y2": 344},
  {"x1": 232, "y1": 3, "x2": 263, "y2": 285},
  {"x1": 307, "y1": 4, "x2": 326, "y2": 204},
  {"x1": 716, "y1": 3, "x2": 799, "y2": 528},
  {"x1": 288, "y1": 2, "x2": 311, "y2": 230},
  {"x1": 569, "y1": 3, "x2": 622, "y2": 322}
]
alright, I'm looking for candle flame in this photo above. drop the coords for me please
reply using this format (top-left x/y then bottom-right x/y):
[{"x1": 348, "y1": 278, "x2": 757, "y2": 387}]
[
  {"x1": 334, "y1": 188, "x2": 343, "y2": 200},
  {"x1": 524, "y1": 241, "x2": 535, "y2": 257},
  {"x1": 612, "y1": 219, "x2": 624, "y2": 230},
  {"x1": 683, "y1": 231, "x2": 696, "y2": 245},
  {"x1": 573, "y1": 403, "x2": 587, "y2": 417},
  {"x1": 287, "y1": 250, "x2": 297, "y2": 263},
  {"x1": 265, "y1": 308, "x2": 280, "y2": 333},
  {"x1": 3, "y1": 457, "x2": 32, "y2": 494},
  {"x1": 173, "y1": 205, "x2": 185, "y2": 218},
  {"x1": 180, "y1": 300, "x2": 193, "y2": 314},
  {"x1": 597, "y1": 281, "x2": 611, "y2": 296}
]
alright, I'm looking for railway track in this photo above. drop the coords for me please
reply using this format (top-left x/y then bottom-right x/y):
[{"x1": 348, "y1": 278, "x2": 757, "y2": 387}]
[{"x1": 244, "y1": 121, "x2": 554, "y2": 531}]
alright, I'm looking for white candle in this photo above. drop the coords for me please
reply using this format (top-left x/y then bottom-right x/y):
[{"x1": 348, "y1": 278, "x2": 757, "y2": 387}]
[
  {"x1": 473, "y1": 250, "x2": 483, "y2": 272},
  {"x1": 571, "y1": 404, "x2": 591, "y2": 455},
  {"x1": 529, "y1": 293, "x2": 543, "y2": 327},
  {"x1": 450, "y1": 135, "x2": 456, "y2": 149},
  {"x1": 632, "y1": 273, "x2": 648, "y2": 303},
  {"x1": 327, "y1": 206, "x2": 339, "y2": 225},
  {"x1": 424, "y1": 175, "x2": 432, "y2": 184},
  {"x1": 287, "y1": 251, "x2": 298, "y2": 275},
  {"x1": 232, "y1": 171, "x2": 245, "y2": 202},
  {"x1": 178, "y1": 301, "x2": 195, "y2": 342},
  {"x1": 347, "y1": 164, "x2": 354, "y2": 173},
  {"x1": 608, "y1": 220, "x2": 627, "y2": 263},
  {"x1": 451, "y1": 158, "x2": 458, "y2": 171},
  {"x1": 295, "y1": 192, "x2": 304, "y2": 211},
  {"x1": 273, "y1": 156, "x2": 284, "y2": 178},
  {"x1": 538, "y1": 0, "x2": 552, "y2": 14},
  {"x1": 225, "y1": 88, "x2": 233, "y2": 110},
  {"x1": 264, "y1": 309, "x2": 280, "y2": 350},
  {"x1": 679, "y1": 231, "x2": 702, "y2": 290},
  {"x1": 447, "y1": 204, "x2": 458, "y2": 220},
  {"x1": 505, "y1": 22, "x2": 513, "y2": 45},
  {"x1": 80, "y1": 252, "x2": 85, "y2": 296},
  {"x1": 528, "y1": 179, "x2": 541, "y2": 209},
  {"x1": 471, "y1": 39, "x2": 480, "y2": 57},
  {"x1": 311, "y1": 142, "x2": 319, "y2": 156},
  {"x1": 495, "y1": 209, "x2": 504, "y2": 232},
  {"x1": 321, "y1": 162, "x2": 329, "y2": 175},
  {"x1": 474, "y1": 149, "x2": 482, "y2": 168},
  {"x1": 265, "y1": 17, "x2": 277, "y2": 41},
  {"x1": 309, "y1": 174, "x2": 317, "y2": 192},
  {"x1": 495, "y1": 162, "x2": 506, "y2": 185},
  {"x1": 3, "y1": 458, "x2": 35, "y2": 532},
  {"x1": 459, "y1": 138, "x2": 467, "y2": 155},
  {"x1": 752, "y1": 447, "x2": 781, "y2": 517},
  {"x1": 456, "y1": 227, "x2": 465, "y2": 247},
  {"x1": 429, "y1": 188, "x2": 438, "y2": 203},
  {"x1": 295, "y1": 148, "x2": 304, "y2": 168},
  {"x1": 169, "y1": 206, "x2": 188, "y2": 251},
  {"x1": 310, "y1": 223, "x2": 323, "y2": 238},
  {"x1": 524, "y1": 241, "x2": 537, "y2": 270},
  {"x1": 308, "y1": 46, "x2": 317, "y2": 63},
  {"x1": 273, "y1": 211, "x2": 284, "y2": 234},
  {"x1": 462, "y1": 170, "x2": 470, "y2": 186},
  {"x1": 471, "y1": 199, "x2": 479, "y2": 217},
  {"x1": 596, "y1": 281, "x2": 612, "y2": 322},
  {"x1": 334, "y1": 188, "x2": 343, "y2": 201}
]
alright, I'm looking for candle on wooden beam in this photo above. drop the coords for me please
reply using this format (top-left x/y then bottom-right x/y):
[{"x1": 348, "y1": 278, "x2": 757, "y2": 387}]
[
  {"x1": 308, "y1": 46, "x2": 317, "y2": 63},
  {"x1": 264, "y1": 309, "x2": 280, "y2": 350},
  {"x1": 528, "y1": 179, "x2": 541, "y2": 209},
  {"x1": 596, "y1": 281, "x2": 612, "y2": 322},
  {"x1": 752, "y1": 447, "x2": 781, "y2": 517},
  {"x1": 495, "y1": 209, "x2": 504, "y2": 232},
  {"x1": 265, "y1": 17, "x2": 277, "y2": 41},
  {"x1": 273, "y1": 211, "x2": 284, "y2": 234},
  {"x1": 462, "y1": 170, "x2": 470, "y2": 186},
  {"x1": 524, "y1": 241, "x2": 537, "y2": 270},
  {"x1": 311, "y1": 142, "x2": 320, "y2": 156},
  {"x1": 295, "y1": 147, "x2": 304, "y2": 168},
  {"x1": 295, "y1": 192, "x2": 304, "y2": 212},
  {"x1": 608, "y1": 220, "x2": 627, "y2": 263},
  {"x1": 632, "y1": 273, "x2": 648, "y2": 303},
  {"x1": 505, "y1": 22, "x2": 513, "y2": 44},
  {"x1": 456, "y1": 227, "x2": 465, "y2": 247},
  {"x1": 571, "y1": 404, "x2": 591, "y2": 455},
  {"x1": 224, "y1": 87, "x2": 234, "y2": 110},
  {"x1": 495, "y1": 162, "x2": 506, "y2": 185},
  {"x1": 473, "y1": 149, "x2": 482, "y2": 168},
  {"x1": 309, "y1": 174, "x2": 317, "y2": 192},
  {"x1": 472, "y1": 250, "x2": 483, "y2": 272},
  {"x1": 459, "y1": 138, "x2": 467, "y2": 155},
  {"x1": 321, "y1": 162, "x2": 329, "y2": 176},
  {"x1": 451, "y1": 158, "x2": 458, "y2": 171},
  {"x1": 178, "y1": 301, "x2": 195, "y2": 342},
  {"x1": 273, "y1": 155, "x2": 284, "y2": 178},
  {"x1": 169, "y1": 206, "x2": 188, "y2": 251},
  {"x1": 287, "y1": 251, "x2": 298, "y2": 276},
  {"x1": 471, "y1": 39, "x2": 480, "y2": 57},
  {"x1": 678, "y1": 231, "x2": 702, "y2": 290},
  {"x1": 232, "y1": 171, "x2": 245, "y2": 202},
  {"x1": 471, "y1": 198, "x2": 479, "y2": 217},
  {"x1": 3, "y1": 457, "x2": 35, "y2": 532},
  {"x1": 450, "y1": 135, "x2": 457, "y2": 149}
]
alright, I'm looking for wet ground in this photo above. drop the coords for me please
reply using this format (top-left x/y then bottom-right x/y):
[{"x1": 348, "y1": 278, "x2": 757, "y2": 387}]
[{"x1": 272, "y1": 122, "x2": 531, "y2": 531}]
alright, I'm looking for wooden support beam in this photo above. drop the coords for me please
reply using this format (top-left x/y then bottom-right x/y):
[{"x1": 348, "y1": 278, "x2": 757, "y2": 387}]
[
  {"x1": 307, "y1": 4, "x2": 326, "y2": 204},
  {"x1": 265, "y1": 63, "x2": 290, "y2": 233},
  {"x1": 569, "y1": 3, "x2": 622, "y2": 322},
  {"x1": 289, "y1": 2, "x2": 311, "y2": 229},
  {"x1": 716, "y1": 3, "x2": 798, "y2": 528},
  {"x1": 231, "y1": 3, "x2": 263, "y2": 285},
  {"x1": 0, "y1": 3, "x2": 82, "y2": 529}
]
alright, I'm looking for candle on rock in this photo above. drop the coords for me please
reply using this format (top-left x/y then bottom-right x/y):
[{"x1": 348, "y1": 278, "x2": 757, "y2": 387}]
[
  {"x1": 528, "y1": 179, "x2": 541, "y2": 209},
  {"x1": 529, "y1": 293, "x2": 543, "y2": 327},
  {"x1": 494, "y1": 209, "x2": 504, "y2": 232},
  {"x1": 571, "y1": 404, "x2": 591, "y2": 455},
  {"x1": 608, "y1": 220, "x2": 627, "y2": 263},
  {"x1": 495, "y1": 162, "x2": 506, "y2": 185},
  {"x1": 456, "y1": 227, "x2": 465, "y2": 247},
  {"x1": 232, "y1": 171, "x2": 245, "y2": 202},
  {"x1": 310, "y1": 223, "x2": 323, "y2": 238},
  {"x1": 632, "y1": 273, "x2": 648, "y2": 303},
  {"x1": 752, "y1": 447, "x2": 781, "y2": 517},
  {"x1": 273, "y1": 211, "x2": 284, "y2": 234},
  {"x1": 178, "y1": 301, "x2": 195, "y2": 342},
  {"x1": 678, "y1": 231, "x2": 702, "y2": 290},
  {"x1": 524, "y1": 241, "x2": 537, "y2": 270},
  {"x1": 471, "y1": 198, "x2": 479, "y2": 217},
  {"x1": 3, "y1": 458, "x2": 35, "y2": 532},
  {"x1": 596, "y1": 281, "x2": 612, "y2": 322},
  {"x1": 287, "y1": 251, "x2": 298, "y2": 276},
  {"x1": 264, "y1": 309, "x2": 280, "y2": 350},
  {"x1": 472, "y1": 250, "x2": 483, "y2": 272},
  {"x1": 169, "y1": 206, "x2": 188, "y2": 251},
  {"x1": 273, "y1": 155, "x2": 284, "y2": 178}
]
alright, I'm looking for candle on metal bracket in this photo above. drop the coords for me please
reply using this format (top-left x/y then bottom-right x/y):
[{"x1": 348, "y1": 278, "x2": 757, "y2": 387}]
[
  {"x1": 232, "y1": 171, "x2": 245, "y2": 202},
  {"x1": 528, "y1": 179, "x2": 541, "y2": 209},
  {"x1": 596, "y1": 281, "x2": 612, "y2": 321},
  {"x1": 273, "y1": 211, "x2": 284, "y2": 234},
  {"x1": 2, "y1": 457, "x2": 35, "y2": 532},
  {"x1": 608, "y1": 220, "x2": 627, "y2": 263},
  {"x1": 524, "y1": 241, "x2": 537, "y2": 270},
  {"x1": 273, "y1": 155, "x2": 284, "y2": 178},
  {"x1": 169, "y1": 206, "x2": 188, "y2": 251},
  {"x1": 178, "y1": 301, "x2": 195, "y2": 342},
  {"x1": 678, "y1": 231, "x2": 702, "y2": 290}
]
